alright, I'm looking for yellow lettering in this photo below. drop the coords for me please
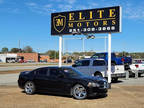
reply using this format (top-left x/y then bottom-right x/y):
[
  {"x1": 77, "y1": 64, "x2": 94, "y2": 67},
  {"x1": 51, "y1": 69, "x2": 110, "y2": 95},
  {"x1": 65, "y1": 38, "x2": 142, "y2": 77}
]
[
  {"x1": 109, "y1": 9, "x2": 116, "y2": 17},
  {"x1": 56, "y1": 19, "x2": 63, "y2": 26},
  {"x1": 77, "y1": 23, "x2": 82, "y2": 27},
  {"x1": 68, "y1": 23, "x2": 73, "y2": 27},
  {"x1": 89, "y1": 11, "x2": 93, "y2": 19},
  {"x1": 69, "y1": 13, "x2": 75, "y2": 20},
  {"x1": 79, "y1": 12, "x2": 85, "y2": 20},
  {"x1": 97, "y1": 10, "x2": 104, "y2": 18},
  {"x1": 94, "y1": 21, "x2": 99, "y2": 26},
  {"x1": 112, "y1": 20, "x2": 116, "y2": 25},
  {"x1": 103, "y1": 21, "x2": 107, "y2": 26},
  {"x1": 86, "y1": 22, "x2": 90, "y2": 27}
]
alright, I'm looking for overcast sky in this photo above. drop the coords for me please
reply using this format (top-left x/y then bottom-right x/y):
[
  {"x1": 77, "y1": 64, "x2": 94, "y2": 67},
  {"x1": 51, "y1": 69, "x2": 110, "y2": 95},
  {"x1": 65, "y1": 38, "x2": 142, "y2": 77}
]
[{"x1": 0, "y1": 0, "x2": 144, "y2": 53}]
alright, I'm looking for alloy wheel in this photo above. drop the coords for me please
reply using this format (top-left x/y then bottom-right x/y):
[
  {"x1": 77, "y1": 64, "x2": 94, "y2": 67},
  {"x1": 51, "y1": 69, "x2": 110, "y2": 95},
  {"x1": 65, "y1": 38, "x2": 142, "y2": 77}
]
[
  {"x1": 24, "y1": 81, "x2": 35, "y2": 95},
  {"x1": 73, "y1": 84, "x2": 87, "y2": 100}
]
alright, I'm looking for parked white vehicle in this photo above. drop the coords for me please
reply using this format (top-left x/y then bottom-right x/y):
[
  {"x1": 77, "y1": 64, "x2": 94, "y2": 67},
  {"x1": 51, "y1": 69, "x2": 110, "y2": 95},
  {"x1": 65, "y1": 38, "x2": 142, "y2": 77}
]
[
  {"x1": 72, "y1": 58, "x2": 125, "y2": 81},
  {"x1": 129, "y1": 61, "x2": 144, "y2": 76}
]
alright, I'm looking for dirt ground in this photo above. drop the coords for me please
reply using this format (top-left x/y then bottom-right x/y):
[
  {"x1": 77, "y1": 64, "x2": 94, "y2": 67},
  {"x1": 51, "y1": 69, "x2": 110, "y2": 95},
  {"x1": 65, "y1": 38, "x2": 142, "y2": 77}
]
[{"x1": 0, "y1": 85, "x2": 144, "y2": 108}]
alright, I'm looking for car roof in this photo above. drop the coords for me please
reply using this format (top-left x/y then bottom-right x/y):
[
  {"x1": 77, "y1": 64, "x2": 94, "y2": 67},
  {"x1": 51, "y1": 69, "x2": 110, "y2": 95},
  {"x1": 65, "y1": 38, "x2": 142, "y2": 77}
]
[
  {"x1": 92, "y1": 52, "x2": 115, "y2": 54},
  {"x1": 77, "y1": 58, "x2": 105, "y2": 61},
  {"x1": 37, "y1": 66, "x2": 73, "y2": 69}
]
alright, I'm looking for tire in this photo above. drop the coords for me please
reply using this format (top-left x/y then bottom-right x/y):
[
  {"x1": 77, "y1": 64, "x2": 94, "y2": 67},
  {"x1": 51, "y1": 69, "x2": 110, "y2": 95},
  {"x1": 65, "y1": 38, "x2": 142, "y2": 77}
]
[
  {"x1": 24, "y1": 81, "x2": 35, "y2": 95},
  {"x1": 94, "y1": 72, "x2": 103, "y2": 77},
  {"x1": 138, "y1": 73, "x2": 141, "y2": 77},
  {"x1": 72, "y1": 84, "x2": 87, "y2": 100},
  {"x1": 112, "y1": 77, "x2": 118, "y2": 82}
]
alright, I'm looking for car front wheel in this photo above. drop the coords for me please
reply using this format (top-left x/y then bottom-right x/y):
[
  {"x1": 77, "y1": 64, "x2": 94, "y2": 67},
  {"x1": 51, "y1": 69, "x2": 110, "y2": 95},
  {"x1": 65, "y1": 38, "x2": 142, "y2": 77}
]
[
  {"x1": 24, "y1": 81, "x2": 35, "y2": 95},
  {"x1": 72, "y1": 84, "x2": 87, "y2": 100}
]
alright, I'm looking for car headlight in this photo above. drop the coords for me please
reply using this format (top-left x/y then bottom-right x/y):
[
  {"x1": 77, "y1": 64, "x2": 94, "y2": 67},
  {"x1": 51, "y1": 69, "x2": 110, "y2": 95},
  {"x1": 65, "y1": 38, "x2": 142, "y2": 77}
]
[{"x1": 87, "y1": 82, "x2": 100, "y2": 87}]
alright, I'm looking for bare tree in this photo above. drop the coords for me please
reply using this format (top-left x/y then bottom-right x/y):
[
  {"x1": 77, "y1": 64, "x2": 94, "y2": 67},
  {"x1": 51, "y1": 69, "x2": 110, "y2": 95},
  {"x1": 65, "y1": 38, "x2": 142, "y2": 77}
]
[{"x1": 23, "y1": 46, "x2": 33, "y2": 53}]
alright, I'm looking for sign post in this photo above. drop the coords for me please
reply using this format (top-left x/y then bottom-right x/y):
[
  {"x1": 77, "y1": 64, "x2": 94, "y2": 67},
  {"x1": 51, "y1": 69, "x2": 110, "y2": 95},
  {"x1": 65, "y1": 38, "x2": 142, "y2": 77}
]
[
  {"x1": 59, "y1": 36, "x2": 62, "y2": 67},
  {"x1": 108, "y1": 33, "x2": 111, "y2": 88}
]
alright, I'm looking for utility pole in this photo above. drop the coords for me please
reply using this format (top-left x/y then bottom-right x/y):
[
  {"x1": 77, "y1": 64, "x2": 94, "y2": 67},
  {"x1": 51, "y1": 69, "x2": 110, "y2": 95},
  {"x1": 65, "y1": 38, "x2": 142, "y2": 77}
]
[
  {"x1": 18, "y1": 40, "x2": 21, "y2": 52},
  {"x1": 82, "y1": 38, "x2": 85, "y2": 57}
]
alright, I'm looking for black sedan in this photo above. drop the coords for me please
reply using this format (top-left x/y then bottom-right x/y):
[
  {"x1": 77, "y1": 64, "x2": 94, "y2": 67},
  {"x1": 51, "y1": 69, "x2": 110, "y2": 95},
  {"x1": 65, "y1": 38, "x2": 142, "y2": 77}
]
[{"x1": 18, "y1": 67, "x2": 108, "y2": 99}]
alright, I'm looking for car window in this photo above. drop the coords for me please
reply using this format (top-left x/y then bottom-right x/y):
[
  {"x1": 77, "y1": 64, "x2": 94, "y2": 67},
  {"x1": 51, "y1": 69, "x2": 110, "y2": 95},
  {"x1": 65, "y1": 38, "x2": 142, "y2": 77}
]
[
  {"x1": 76, "y1": 60, "x2": 90, "y2": 66},
  {"x1": 81, "y1": 60, "x2": 90, "y2": 66},
  {"x1": 36, "y1": 68, "x2": 49, "y2": 76},
  {"x1": 92, "y1": 53, "x2": 105, "y2": 58},
  {"x1": 62, "y1": 68, "x2": 84, "y2": 77},
  {"x1": 49, "y1": 68, "x2": 60, "y2": 77},
  {"x1": 93, "y1": 60, "x2": 106, "y2": 66}
]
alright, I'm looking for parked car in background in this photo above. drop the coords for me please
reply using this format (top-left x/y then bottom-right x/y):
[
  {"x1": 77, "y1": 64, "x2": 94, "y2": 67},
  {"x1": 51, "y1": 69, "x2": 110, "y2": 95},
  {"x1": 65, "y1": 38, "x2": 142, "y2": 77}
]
[
  {"x1": 72, "y1": 58, "x2": 125, "y2": 82},
  {"x1": 40, "y1": 59, "x2": 47, "y2": 63},
  {"x1": 64, "y1": 59, "x2": 72, "y2": 63},
  {"x1": 129, "y1": 60, "x2": 144, "y2": 77},
  {"x1": 6, "y1": 58, "x2": 17, "y2": 63},
  {"x1": 18, "y1": 66, "x2": 108, "y2": 100},
  {"x1": 91, "y1": 52, "x2": 132, "y2": 65}
]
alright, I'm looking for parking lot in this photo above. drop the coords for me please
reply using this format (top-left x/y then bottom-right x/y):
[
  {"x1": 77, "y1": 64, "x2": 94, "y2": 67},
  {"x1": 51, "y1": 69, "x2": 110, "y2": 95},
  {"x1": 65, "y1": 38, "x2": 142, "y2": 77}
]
[
  {"x1": 0, "y1": 68, "x2": 144, "y2": 108},
  {"x1": 0, "y1": 84, "x2": 144, "y2": 108}
]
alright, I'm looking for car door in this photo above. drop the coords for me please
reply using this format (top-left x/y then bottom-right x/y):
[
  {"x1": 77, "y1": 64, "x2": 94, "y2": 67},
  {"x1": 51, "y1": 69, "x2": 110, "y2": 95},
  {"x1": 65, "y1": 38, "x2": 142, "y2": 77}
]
[
  {"x1": 33, "y1": 68, "x2": 51, "y2": 90},
  {"x1": 75, "y1": 60, "x2": 91, "y2": 75},
  {"x1": 47, "y1": 68, "x2": 73, "y2": 94},
  {"x1": 91, "y1": 60, "x2": 107, "y2": 77}
]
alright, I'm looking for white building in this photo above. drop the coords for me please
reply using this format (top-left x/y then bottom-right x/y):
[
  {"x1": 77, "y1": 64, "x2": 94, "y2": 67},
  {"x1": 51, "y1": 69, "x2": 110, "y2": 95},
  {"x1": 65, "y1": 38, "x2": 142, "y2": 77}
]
[{"x1": 0, "y1": 54, "x2": 17, "y2": 63}]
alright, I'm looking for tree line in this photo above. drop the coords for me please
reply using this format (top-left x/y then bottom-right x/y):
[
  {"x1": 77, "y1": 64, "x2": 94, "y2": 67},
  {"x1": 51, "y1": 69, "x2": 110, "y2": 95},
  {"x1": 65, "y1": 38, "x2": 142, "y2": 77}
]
[
  {"x1": 0, "y1": 46, "x2": 33, "y2": 53},
  {"x1": 1, "y1": 46, "x2": 144, "y2": 59},
  {"x1": 44, "y1": 51, "x2": 144, "y2": 60}
]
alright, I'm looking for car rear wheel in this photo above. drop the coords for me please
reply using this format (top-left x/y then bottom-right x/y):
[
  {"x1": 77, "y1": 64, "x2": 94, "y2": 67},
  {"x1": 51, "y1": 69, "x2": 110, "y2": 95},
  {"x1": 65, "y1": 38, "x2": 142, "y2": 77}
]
[
  {"x1": 112, "y1": 77, "x2": 118, "y2": 82},
  {"x1": 24, "y1": 81, "x2": 35, "y2": 95},
  {"x1": 72, "y1": 84, "x2": 87, "y2": 100},
  {"x1": 138, "y1": 73, "x2": 142, "y2": 77}
]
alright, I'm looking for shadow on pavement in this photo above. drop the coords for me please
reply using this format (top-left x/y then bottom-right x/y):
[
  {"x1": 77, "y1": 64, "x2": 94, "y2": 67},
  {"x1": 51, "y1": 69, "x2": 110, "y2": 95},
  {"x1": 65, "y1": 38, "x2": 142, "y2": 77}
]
[
  {"x1": 111, "y1": 80, "x2": 123, "y2": 84},
  {"x1": 21, "y1": 91, "x2": 107, "y2": 100}
]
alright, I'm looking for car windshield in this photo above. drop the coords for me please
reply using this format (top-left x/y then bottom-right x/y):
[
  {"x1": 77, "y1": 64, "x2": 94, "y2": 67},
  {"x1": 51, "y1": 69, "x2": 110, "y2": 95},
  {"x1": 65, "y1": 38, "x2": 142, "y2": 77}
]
[
  {"x1": 92, "y1": 53, "x2": 105, "y2": 58},
  {"x1": 62, "y1": 68, "x2": 84, "y2": 77}
]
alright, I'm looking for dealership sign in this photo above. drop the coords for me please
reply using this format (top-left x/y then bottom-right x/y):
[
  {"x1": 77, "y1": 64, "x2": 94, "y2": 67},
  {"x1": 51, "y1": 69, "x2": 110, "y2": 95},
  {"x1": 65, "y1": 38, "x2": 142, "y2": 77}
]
[{"x1": 51, "y1": 6, "x2": 121, "y2": 35}]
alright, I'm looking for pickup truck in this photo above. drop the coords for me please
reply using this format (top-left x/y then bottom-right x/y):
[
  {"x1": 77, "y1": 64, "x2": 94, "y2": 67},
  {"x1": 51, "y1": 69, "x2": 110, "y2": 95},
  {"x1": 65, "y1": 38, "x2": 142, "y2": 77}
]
[
  {"x1": 72, "y1": 58, "x2": 125, "y2": 82},
  {"x1": 91, "y1": 52, "x2": 132, "y2": 65}
]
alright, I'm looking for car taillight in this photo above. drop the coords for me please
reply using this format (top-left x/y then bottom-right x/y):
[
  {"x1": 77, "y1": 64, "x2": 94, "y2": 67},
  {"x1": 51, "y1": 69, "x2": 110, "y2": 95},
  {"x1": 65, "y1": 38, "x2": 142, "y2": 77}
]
[
  {"x1": 121, "y1": 58, "x2": 125, "y2": 62},
  {"x1": 135, "y1": 64, "x2": 139, "y2": 68}
]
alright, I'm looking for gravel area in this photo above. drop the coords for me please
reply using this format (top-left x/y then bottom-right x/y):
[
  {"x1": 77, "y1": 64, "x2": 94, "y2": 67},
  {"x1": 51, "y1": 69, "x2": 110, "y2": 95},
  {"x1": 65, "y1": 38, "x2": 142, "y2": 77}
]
[{"x1": 0, "y1": 85, "x2": 144, "y2": 108}]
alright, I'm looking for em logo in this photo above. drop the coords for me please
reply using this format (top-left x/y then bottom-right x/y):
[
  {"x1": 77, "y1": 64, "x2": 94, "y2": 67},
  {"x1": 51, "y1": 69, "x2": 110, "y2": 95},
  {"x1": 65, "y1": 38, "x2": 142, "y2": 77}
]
[{"x1": 53, "y1": 15, "x2": 66, "y2": 33}]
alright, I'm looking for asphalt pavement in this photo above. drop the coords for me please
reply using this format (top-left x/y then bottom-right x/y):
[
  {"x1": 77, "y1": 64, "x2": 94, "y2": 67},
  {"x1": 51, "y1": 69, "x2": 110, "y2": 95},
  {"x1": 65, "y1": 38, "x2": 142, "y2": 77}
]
[
  {"x1": 0, "y1": 65, "x2": 49, "y2": 71},
  {"x1": 0, "y1": 73, "x2": 19, "y2": 86}
]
